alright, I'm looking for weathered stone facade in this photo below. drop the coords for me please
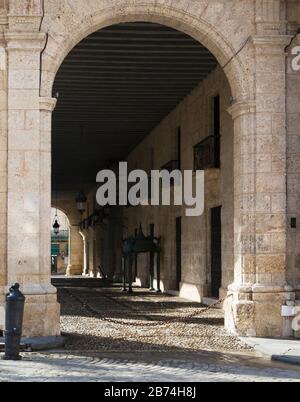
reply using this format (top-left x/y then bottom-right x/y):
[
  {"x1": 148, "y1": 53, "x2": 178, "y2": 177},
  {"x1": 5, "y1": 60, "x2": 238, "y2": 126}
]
[
  {"x1": 0, "y1": 0, "x2": 299, "y2": 339},
  {"x1": 124, "y1": 66, "x2": 234, "y2": 301}
]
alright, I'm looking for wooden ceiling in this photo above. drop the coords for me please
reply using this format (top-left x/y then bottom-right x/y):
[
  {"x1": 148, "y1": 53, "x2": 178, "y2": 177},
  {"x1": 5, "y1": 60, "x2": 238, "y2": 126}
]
[{"x1": 52, "y1": 22, "x2": 218, "y2": 191}]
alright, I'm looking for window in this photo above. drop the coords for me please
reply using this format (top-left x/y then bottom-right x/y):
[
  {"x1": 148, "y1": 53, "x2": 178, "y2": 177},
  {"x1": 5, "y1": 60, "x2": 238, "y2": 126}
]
[
  {"x1": 213, "y1": 94, "x2": 221, "y2": 168},
  {"x1": 193, "y1": 95, "x2": 220, "y2": 171},
  {"x1": 177, "y1": 126, "x2": 181, "y2": 170}
]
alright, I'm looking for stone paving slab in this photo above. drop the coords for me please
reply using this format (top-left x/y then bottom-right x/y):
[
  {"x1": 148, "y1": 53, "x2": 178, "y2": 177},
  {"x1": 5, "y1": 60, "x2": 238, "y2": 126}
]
[{"x1": 240, "y1": 338, "x2": 300, "y2": 366}]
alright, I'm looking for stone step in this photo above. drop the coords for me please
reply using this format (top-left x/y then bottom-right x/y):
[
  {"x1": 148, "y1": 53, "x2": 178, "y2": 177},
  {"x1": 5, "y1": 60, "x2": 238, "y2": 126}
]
[
  {"x1": 51, "y1": 276, "x2": 111, "y2": 288},
  {"x1": 295, "y1": 300, "x2": 300, "y2": 306}
]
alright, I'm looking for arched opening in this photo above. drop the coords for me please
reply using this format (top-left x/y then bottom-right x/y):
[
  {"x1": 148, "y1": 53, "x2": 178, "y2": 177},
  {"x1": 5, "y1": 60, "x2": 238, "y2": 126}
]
[
  {"x1": 51, "y1": 21, "x2": 235, "y2": 303},
  {"x1": 34, "y1": 3, "x2": 257, "y2": 341},
  {"x1": 51, "y1": 208, "x2": 70, "y2": 275},
  {"x1": 2, "y1": 1, "x2": 292, "y2": 343}
]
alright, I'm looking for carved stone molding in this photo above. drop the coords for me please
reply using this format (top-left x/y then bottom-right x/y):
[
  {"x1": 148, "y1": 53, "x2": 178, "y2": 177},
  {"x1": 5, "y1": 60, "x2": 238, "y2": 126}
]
[
  {"x1": 252, "y1": 34, "x2": 292, "y2": 47},
  {"x1": 39, "y1": 97, "x2": 57, "y2": 112},
  {"x1": 4, "y1": 31, "x2": 46, "y2": 51},
  {"x1": 256, "y1": 0, "x2": 287, "y2": 34},
  {"x1": 227, "y1": 100, "x2": 256, "y2": 120},
  {"x1": 8, "y1": 0, "x2": 43, "y2": 32},
  {"x1": 251, "y1": 34, "x2": 293, "y2": 55}
]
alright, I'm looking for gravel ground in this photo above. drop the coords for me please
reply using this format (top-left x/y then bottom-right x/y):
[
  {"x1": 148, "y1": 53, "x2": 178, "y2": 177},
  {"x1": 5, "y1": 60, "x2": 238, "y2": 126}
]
[{"x1": 57, "y1": 286, "x2": 252, "y2": 353}]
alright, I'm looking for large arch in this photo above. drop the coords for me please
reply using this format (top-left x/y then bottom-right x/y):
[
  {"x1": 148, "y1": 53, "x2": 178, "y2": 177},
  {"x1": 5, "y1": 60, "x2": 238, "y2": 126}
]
[
  {"x1": 40, "y1": 2, "x2": 253, "y2": 102},
  {"x1": 41, "y1": 3, "x2": 288, "y2": 338},
  {"x1": 43, "y1": 2, "x2": 254, "y2": 295},
  {"x1": 2, "y1": 0, "x2": 293, "y2": 339}
]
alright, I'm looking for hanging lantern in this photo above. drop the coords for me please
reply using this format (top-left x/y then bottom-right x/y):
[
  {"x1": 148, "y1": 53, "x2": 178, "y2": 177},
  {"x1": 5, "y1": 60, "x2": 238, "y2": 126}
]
[
  {"x1": 53, "y1": 219, "x2": 60, "y2": 235},
  {"x1": 52, "y1": 207, "x2": 61, "y2": 236},
  {"x1": 76, "y1": 190, "x2": 87, "y2": 213}
]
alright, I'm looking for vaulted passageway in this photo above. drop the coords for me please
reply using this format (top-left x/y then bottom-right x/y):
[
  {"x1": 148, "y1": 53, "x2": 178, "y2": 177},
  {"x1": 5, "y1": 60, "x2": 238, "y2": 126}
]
[{"x1": 51, "y1": 21, "x2": 234, "y2": 306}]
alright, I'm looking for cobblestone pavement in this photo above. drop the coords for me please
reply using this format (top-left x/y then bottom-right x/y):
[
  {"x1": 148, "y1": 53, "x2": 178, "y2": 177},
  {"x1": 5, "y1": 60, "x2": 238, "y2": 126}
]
[
  {"x1": 58, "y1": 286, "x2": 251, "y2": 352},
  {"x1": 0, "y1": 351, "x2": 300, "y2": 382},
  {"x1": 1, "y1": 285, "x2": 300, "y2": 382}
]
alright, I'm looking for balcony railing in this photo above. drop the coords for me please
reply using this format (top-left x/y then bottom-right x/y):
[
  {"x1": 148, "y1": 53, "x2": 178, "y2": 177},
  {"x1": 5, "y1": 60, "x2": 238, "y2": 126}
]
[{"x1": 193, "y1": 135, "x2": 220, "y2": 171}]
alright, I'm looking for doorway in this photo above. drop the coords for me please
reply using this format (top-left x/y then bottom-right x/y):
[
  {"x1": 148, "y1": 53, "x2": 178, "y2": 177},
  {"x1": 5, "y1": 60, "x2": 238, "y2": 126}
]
[
  {"x1": 211, "y1": 206, "x2": 222, "y2": 298},
  {"x1": 176, "y1": 217, "x2": 182, "y2": 291}
]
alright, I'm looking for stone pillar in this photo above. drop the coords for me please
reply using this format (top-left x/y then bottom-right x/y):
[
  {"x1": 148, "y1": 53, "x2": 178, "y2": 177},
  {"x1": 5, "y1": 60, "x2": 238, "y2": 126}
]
[
  {"x1": 80, "y1": 229, "x2": 89, "y2": 277},
  {"x1": 286, "y1": 33, "x2": 300, "y2": 299},
  {"x1": 0, "y1": 30, "x2": 7, "y2": 330},
  {"x1": 225, "y1": 34, "x2": 296, "y2": 338},
  {"x1": 66, "y1": 224, "x2": 84, "y2": 276},
  {"x1": 5, "y1": 32, "x2": 60, "y2": 337}
]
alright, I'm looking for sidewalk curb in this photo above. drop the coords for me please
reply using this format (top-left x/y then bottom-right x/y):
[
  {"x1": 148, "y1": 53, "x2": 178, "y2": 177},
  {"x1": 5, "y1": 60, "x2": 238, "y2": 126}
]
[
  {"x1": 272, "y1": 355, "x2": 300, "y2": 366},
  {"x1": 0, "y1": 336, "x2": 65, "y2": 352},
  {"x1": 240, "y1": 337, "x2": 300, "y2": 366}
]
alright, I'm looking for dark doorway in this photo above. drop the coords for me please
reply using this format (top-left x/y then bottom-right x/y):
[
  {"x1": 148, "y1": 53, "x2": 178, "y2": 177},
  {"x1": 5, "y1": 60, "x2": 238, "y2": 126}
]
[
  {"x1": 176, "y1": 217, "x2": 182, "y2": 290},
  {"x1": 177, "y1": 126, "x2": 181, "y2": 170},
  {"x1": 213, "y1": 94, "x2": 221, "y2": 169},
  {"x1": 211, "y1": 206, "x2": 222, "y2": 298}
]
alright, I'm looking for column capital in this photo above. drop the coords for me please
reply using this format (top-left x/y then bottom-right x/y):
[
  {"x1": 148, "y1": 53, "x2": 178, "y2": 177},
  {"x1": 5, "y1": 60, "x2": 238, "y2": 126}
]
[
  {"x1": 4, "y1": 31, "x2": 46, "y2": 51},
  {"x1": 294, "y1": 34, "x2": 300, "y2": 46},
  {"x1": 0, "y1": 31, "x2": 5, "y2": 47},
  {"x1": 227, "y1": 100, "x2": 256, "y2": 120},
  {"x1": 39, "y1": 97, "x2": 57, "y2": 112},
  {"x1": 251, "y1": 34, "x2": 293, "y2": 51}
]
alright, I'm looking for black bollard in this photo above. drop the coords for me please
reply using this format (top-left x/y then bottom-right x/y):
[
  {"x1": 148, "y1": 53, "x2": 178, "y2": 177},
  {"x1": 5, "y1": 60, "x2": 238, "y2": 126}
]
[
  {"x1": 127, "y1": 253, "x2": 134, "y2": 294},
  {"x1": 3, "y1": 283, "x2": 25, "y2": 361},
  {"x1": 121, "y1": 256, "x2": 127, "y2": 292}
]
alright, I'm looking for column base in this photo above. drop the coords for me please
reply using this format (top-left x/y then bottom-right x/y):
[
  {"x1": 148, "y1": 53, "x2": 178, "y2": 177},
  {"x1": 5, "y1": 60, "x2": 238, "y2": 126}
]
[
  {"x1": 0, "y1": 287, "x2": 5, "y2": 332},
  {"x1": 22, "y1": 285, "x2": 61, "y2": 338},
  {"x1": 224, "y1": 284, "x2": 296, "y2": 338},
  {"x1": 1, "y1": 284, "x2": 61, "y2": 338},
  {"x1": 66, "y1": 265, "x2": 83, "y2": 276}
]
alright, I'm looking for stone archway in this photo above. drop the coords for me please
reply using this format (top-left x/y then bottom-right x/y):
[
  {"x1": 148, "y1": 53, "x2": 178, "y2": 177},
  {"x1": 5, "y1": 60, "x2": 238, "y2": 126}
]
[
  {"x1": 50, "y1": 207, "x2": 70, "y2": 274},
  {"x1": 52, "y1": 197, "x2": 84, "y2": 277},
  {"x1": 40, "y1": 3, "x2": 252, "y2": 102},
  {"x1": 2, "y1": 0, "x2": 293, "y2": 339}
]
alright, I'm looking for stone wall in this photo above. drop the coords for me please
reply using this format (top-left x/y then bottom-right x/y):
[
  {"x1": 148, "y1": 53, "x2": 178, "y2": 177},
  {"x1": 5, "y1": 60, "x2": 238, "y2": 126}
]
[
  {"x1": 286, "y1": 2, "x2": 300, "y2": 297},
  {"x1": 124, "y1": 66, "x2": 234, "y2": 302}
]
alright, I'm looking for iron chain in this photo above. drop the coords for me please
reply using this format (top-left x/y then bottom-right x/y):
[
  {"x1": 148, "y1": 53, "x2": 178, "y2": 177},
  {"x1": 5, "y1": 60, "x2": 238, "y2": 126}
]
[{"x1": 62, "y1": 288, "x2": 233, "y2": 328}]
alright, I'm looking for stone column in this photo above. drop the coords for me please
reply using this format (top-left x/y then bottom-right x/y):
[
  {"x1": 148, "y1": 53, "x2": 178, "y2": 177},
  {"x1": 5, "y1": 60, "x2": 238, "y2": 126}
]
[
  {"x1": 286, "y1": 33, "x2": 300, "y2": 299},
  {"x1": 5, "y1": 32, "x2": 60, "y2": 337},
  {"x1": 79, "y1": 229, "x2": 89, "y2": 277},
  {"x1": 88, "y1": 227, "x2": 97, "y2": 277},
  {"x1": 225, "y1": 34, "x2": 296, "y2": 338},
  {"x1": 0, "y1": 31, "x2": 7, "y2": 331},
  {"x1": 66, "y1": 224, "x2": 84, "y2": 276}
]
